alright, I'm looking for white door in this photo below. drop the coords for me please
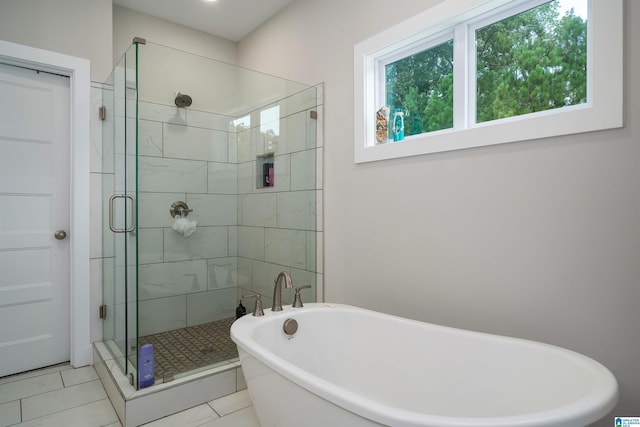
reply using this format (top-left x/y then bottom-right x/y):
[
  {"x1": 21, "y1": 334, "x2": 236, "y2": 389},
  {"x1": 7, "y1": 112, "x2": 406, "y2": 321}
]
[{"x1": 0, "y1": 63, "x2": 71, "y2": 377}]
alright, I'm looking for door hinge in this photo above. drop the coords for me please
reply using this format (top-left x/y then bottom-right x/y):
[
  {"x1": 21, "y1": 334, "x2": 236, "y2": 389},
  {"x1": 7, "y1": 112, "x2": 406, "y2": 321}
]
[
  {"x1": 310, "y1": 110, "x2": 318, "y2": 120},
  {"x1": 98, "y1": 105, "x2": 106, "y2": 121},
  {"x1": 99, "y1": 304, "x2": 107, "y2": 319}
]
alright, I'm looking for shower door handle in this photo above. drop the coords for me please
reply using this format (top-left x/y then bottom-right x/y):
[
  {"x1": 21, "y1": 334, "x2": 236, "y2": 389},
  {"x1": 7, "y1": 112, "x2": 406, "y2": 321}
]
[{"x1": 108, "y1": 194, "x2": 136, "y2": 233}]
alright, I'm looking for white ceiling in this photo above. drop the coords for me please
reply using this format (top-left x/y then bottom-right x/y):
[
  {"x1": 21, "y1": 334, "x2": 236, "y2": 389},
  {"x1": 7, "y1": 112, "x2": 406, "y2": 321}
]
[{"x1": 112, "y1": 0, "x2": 293, "y2": 42}]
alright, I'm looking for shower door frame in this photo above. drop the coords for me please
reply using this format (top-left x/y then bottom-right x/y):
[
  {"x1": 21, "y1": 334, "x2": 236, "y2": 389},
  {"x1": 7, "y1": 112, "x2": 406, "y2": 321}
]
[{"x1": 103, "y1": 42, "x2": 141, "y2": 385}]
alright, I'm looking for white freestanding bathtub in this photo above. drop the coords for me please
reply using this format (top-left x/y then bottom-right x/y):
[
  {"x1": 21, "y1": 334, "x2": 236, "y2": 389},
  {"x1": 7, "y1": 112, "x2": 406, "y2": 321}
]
[{"x1": 231, "y1": 303, "x2": 618, "y2": 427}]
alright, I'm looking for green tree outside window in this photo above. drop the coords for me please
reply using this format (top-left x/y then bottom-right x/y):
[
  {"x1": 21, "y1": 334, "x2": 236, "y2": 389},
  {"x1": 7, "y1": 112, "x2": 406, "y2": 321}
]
[{"x1": 385, "y1": 40, "x2": 454, "y2": 138}]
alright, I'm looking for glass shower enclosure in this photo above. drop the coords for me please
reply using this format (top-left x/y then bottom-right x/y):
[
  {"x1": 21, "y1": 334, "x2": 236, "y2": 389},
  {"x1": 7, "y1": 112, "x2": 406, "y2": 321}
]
[{"x1": 101, "y1": 40, "x2": 321, "y2": 389}]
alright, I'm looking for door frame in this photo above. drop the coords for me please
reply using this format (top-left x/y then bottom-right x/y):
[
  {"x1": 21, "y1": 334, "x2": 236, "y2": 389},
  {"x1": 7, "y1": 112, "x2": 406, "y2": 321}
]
[{"x1": 0, "y1": 39, "x2": 91, "y2": 368}]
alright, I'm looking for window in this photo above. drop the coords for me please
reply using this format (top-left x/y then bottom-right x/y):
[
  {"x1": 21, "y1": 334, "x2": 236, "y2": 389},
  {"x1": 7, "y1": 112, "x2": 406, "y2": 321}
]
[
  {"x1": 474, "y1": 1, "x2": 588, "y2": 123},
  {"x1": 383, "y1": 38, "x2": 454, "y2": 137},
  {"x1": 354, "y1": 0, "x2": 623, "y2": 163}
]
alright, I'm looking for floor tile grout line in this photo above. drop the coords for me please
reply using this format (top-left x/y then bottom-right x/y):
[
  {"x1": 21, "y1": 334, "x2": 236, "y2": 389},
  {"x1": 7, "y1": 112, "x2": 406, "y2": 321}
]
[
  {"x1": 0, "y1": 364, "x2": 70, "y2": 387},
  {"x1": 60, "y1": 367, "x2": 100, "y2": 389},
  {"x1": 207, "y1": 401, "x2": 222, "y2": 418},
  {"x1": 195, "y1": 404, "x2": 255, "y2": 427},
  {"x1": 0, "y1": 372, "x2": 66, "y2": 406},
  {"x1": 18, "y1": 397, "x2": 114, "y2": 426},
  {"x1": 19, "y1": 379, "x2": 108, "y2": 423},
  {"x1": 206, "y1": 394, "x2": 252, "y2": 419}
]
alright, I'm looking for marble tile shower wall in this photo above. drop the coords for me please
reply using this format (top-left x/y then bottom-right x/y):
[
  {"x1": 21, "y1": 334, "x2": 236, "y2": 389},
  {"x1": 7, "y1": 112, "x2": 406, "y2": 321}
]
[
  {"x1": 235, "y1": 86, "x2": 323, "y2": 309},
  {"x1": 134, "y1": 102, "x2": 239, "y2": 337}
]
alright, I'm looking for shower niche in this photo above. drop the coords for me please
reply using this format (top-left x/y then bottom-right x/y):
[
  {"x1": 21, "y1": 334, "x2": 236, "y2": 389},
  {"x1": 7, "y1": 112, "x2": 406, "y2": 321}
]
[
  {"x1": 99, "y1": 38, "x2": 322, "y2": 415},
  {"x1": 256, "y1": 153, "x2": 275, "y2": 188}
]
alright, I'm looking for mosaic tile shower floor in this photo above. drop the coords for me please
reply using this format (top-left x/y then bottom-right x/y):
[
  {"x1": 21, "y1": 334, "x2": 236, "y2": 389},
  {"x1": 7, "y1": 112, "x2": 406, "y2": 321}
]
[{"x1": 136, "y1": 317, "x2": 238, "y2": 380}]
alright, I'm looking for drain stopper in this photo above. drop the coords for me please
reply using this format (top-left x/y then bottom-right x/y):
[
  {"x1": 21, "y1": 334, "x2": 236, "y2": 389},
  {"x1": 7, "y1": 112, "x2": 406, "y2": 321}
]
[{"x1": 283, "y1": 318, "x2": 298, "y2": 336}]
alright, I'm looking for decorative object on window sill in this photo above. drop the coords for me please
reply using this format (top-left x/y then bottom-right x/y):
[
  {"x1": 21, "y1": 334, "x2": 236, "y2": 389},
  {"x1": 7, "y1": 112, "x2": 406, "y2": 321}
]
[
  {"x1": 392, "y1": 108, "x2": 404, "y2": 142},
  {"x1": 375, "y1": 106, "x2": 389, "y2": 144}
]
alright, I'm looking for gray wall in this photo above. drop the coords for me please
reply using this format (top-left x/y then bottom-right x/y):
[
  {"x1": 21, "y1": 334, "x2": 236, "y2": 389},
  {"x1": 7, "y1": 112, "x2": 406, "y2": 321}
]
[
  {"x1": 0, "y1": 2, "x2": 237, "y2": 83},
  {"x1": 0, "y1": 0, "x2": 113, "y2": 81},
  {"x1": 238, "y1": 0, "x2": 640, "y2": 423},
  {"x1": 112, "y1": 6, "x2": 237, "y2": 67}
]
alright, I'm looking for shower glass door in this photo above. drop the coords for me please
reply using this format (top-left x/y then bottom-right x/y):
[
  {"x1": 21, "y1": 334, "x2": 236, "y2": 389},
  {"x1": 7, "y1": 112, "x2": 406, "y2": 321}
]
[{"x1": 102, "y1": 44, "x2": 139, "y2": 381}]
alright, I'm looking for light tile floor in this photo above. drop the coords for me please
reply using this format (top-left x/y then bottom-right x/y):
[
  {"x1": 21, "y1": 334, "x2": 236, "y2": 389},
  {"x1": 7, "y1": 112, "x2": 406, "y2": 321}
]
[{"x1": 0, "y1": 363, "x2": 259, "y2": 427}]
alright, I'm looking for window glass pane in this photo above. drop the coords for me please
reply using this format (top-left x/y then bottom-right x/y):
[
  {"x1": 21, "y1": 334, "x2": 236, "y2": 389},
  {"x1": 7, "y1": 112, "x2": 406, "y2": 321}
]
[
  {"x1": 476, "y1": 0, "x2": 588, "y2": 123},
  {"x1": 260, "y1": 106, "x2": 280, "y2": 136},
  {"x1": 385, "y1": 39, "x2": 454, "y2": 138}
]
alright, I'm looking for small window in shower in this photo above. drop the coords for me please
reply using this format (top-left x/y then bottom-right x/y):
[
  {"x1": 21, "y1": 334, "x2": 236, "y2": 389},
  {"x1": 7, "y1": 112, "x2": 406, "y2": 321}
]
[
  {"x1": 233, "y1": 115, "x2": 251, "y2": 132},
  {"x1": 260, "y1": 106, "x2": 280, "y2": 153}
]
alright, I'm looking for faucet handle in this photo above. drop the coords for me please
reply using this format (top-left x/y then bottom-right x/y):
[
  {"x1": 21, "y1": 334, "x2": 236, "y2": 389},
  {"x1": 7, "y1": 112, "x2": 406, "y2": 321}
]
[
  {"x1": 243, "y1": 294, "x2": 264, "y2": 317},
  {"x1": 292, "y1": 285, "x2": 312, "y2": 308}
]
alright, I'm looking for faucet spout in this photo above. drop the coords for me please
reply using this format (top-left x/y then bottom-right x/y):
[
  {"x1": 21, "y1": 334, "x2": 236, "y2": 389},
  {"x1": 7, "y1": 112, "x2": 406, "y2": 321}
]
[{"x1": 272, "y1": 271, "x2": 293, "y2": 312}]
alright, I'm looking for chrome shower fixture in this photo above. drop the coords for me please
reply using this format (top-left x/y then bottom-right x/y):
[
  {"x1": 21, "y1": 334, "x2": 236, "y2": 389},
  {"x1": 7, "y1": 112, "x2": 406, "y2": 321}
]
[
  {"x1": 174, "y1": 92, "x2": 193, "y2": 108},
  {"x1": 169, "y1": 201, "x2": 193, "y2": 218}
]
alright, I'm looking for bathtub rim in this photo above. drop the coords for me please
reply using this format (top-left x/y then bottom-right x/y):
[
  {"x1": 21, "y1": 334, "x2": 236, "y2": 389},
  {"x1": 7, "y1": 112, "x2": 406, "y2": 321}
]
[{"x1": 231, "y1": 303, "x2": 619, "y2": 427}]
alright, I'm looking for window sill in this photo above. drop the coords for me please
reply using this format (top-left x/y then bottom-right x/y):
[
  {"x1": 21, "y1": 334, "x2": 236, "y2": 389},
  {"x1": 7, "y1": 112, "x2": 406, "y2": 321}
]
[{"x1": 356, "y1": 102, "x2": 621, "y2": 163}]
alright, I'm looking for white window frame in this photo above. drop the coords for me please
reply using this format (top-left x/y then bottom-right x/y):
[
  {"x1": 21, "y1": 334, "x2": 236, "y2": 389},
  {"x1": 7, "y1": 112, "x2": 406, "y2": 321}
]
[{"x1": 354, "y1": 0, "x2": 623, "y2": 163}]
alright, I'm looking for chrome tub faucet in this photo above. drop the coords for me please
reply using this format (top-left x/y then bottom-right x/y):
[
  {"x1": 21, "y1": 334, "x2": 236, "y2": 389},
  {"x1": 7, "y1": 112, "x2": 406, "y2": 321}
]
[{"x1": 272, "y1": 271, "x2": 293, "y2": 311}]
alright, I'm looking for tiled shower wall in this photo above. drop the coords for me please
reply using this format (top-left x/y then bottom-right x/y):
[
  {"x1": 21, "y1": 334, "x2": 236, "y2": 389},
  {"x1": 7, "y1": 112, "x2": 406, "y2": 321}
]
[
  {"x1": 90, "y1": 83, "x2": 323, "y2": 341},
  {"x1": 135, "y1": 102, "x2": 240, "y2": 336},
  {"x1": 236, "y1": 86, "x2": 323, "y2": 309}
]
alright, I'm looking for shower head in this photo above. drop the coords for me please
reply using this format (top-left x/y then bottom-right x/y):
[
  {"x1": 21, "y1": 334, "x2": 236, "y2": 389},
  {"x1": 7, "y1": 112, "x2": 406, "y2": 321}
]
[{"x1": 174, "y1": 92, "x2": 193, "y2": 108}]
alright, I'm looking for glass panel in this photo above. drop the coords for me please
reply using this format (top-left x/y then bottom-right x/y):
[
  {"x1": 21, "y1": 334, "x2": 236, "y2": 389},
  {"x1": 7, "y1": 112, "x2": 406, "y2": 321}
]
[
  {"x1": 101, "y1": 67, "x2": 118, "y2": 369},
  {"x1": 124, "y1": 44, "x2": 139, "y2": 385},
  {"x1": 137, "y1": 42, "x2": 310, "y2": 115},
  {"x1": 101, "y1": 46, "x2": 133, "y2": 376},
  {"x1": 385, "y1": 40, "x2": 454, "y2": 138},
  {"x1": 476, "y1": 0, "x2": 588, "y2": 123}
]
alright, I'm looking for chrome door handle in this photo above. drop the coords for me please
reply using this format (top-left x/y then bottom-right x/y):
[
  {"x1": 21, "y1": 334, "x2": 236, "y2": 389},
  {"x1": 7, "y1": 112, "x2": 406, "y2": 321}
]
[
  {"x1": 54, "y1": 230, "x2": 67, "y2": 240},
  {"x1": 108, "y1": 194, "x2": 136, "y2": 233}
]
